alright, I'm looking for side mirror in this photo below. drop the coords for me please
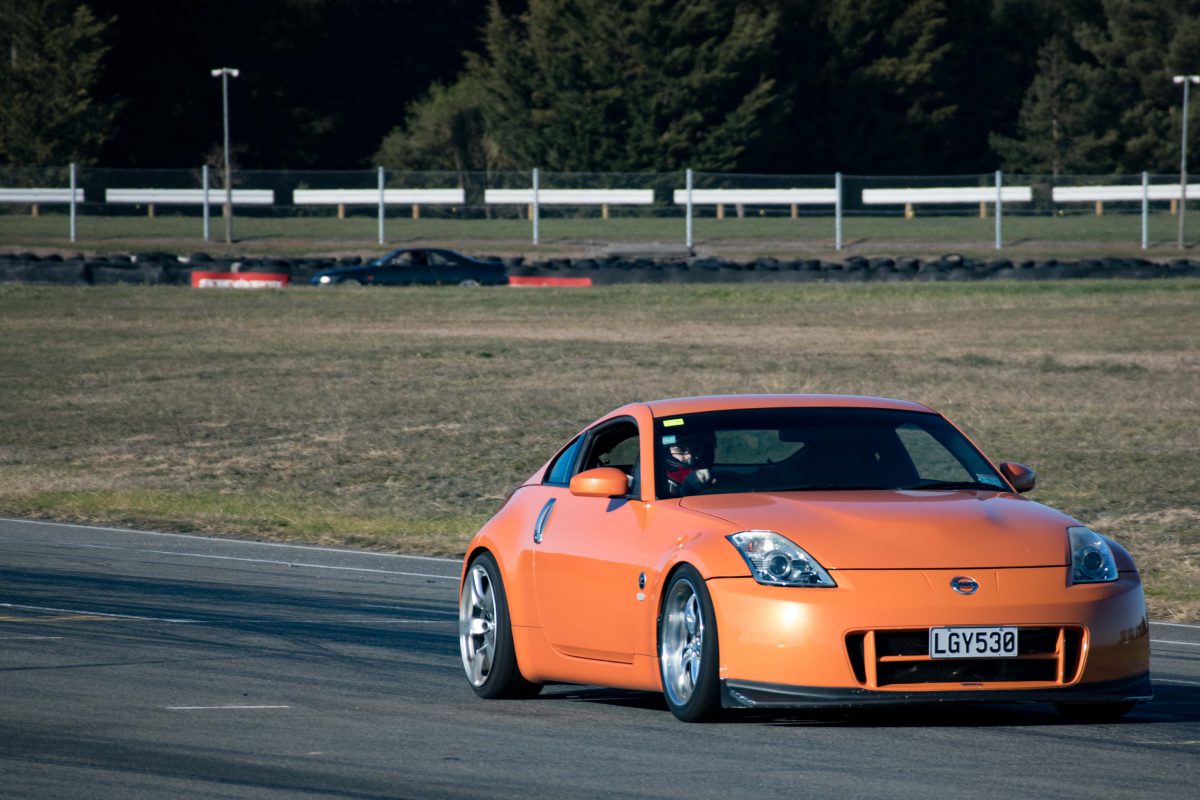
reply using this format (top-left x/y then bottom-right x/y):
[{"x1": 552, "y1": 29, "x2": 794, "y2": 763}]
[
  {"x1": 998, "y1": 461, "x2": 1036, "y2": 493},
  {"x1": 569, "y1": 467, "x2": 629, "y2": 498}
]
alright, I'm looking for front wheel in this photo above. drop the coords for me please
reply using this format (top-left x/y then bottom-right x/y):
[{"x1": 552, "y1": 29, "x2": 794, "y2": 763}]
[
  {"x1": 459, "y1": 552, "x2": 541, "y2": 699},
  {"x1": 658, "y1": 565, "x2": 721, "y2": 722}
]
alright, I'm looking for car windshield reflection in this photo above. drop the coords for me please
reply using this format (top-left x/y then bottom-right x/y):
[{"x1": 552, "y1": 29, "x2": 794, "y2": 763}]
[{"x1": 654, "y1": 407, "x2": 1007, "y2": 498}]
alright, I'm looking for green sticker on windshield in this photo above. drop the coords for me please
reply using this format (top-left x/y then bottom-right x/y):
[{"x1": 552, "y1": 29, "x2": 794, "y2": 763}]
[{"x1": 662, "y1": 418, "x2": 685, "y2": 428}]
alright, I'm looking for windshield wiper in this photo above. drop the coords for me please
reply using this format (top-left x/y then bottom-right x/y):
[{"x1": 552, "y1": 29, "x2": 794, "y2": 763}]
[{"x1": 898, "y1": 480, "x2": 1003, "y2": 491}]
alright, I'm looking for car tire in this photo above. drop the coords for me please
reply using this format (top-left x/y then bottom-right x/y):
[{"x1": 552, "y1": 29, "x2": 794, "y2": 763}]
[
  {"x1": 459, "y1": 552, "x2": 541, "y2": 699},
  {"x1": 337, "y1": 278, "x2": 366, "y2": 287},
  {"x1": 658, "y1": 564, "x2": 721, "y2": 722},
  {"x1": 458, "y1": 278, "x2": 482, "y2": 287},
  {"x1": 1054, "y1": 701, "x2": 1135, "y2": 723}
]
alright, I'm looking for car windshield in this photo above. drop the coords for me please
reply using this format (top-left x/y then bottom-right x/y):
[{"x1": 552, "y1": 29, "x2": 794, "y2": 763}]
[{"x1": 653, "y1": 407, "x2": 1006, "y2": 498}]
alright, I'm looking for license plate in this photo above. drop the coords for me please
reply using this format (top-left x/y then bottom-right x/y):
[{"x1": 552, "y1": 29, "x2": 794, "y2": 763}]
[{"x1": 929, "y1": 626, "x2": 1018, "y2": 659}]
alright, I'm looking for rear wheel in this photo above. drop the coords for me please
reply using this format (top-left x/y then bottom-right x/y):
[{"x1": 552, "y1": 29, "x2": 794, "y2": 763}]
[
  {"x1": 1054, "y1": 701, "x2": 1135, "y2": 723},
  {"x1": 459, "y1": 552, "x2": 541, "y2": 699},
  {"x1": 458, "y1": 278, "x2": 481, "y2": 287},
  {"x1": 658, "y1": 565, "x2": 721, "y2": 722}
]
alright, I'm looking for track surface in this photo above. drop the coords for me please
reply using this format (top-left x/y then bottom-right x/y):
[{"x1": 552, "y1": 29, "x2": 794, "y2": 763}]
[{"x1": 1, "y1": 517, "x2": 1197, "y2": 799}]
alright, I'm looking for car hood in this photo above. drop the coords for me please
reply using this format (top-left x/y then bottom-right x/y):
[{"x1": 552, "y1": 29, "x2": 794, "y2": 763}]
[{"x1": 679, "y1": 490, "x2": 1074, "y2": 569}]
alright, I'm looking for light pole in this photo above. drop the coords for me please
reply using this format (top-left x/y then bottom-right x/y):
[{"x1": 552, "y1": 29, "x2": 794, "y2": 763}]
[
  {"x1": 1173, "y1": 74, "x2": 1200, "y2": 249},
  {"x1": 211, "y1": 67, "x2": 240, "y2": 244}
]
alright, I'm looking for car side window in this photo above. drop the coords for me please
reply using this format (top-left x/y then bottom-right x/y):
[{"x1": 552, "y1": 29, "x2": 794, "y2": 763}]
[
  {"x1": 579, "y1": 420, "x2": 640, "y2": 496},
  {"x1": 544, "y1": 436, "x2": 583, "y2": 486},
  {"x1": 428, "y1": 251, "x2": 449, "y2": 266}
]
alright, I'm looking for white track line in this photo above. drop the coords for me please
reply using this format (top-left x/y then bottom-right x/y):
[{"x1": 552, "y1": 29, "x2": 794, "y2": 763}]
[
  {"x1": 165, "y1": 705, "x2": 291, "y2": 711},
  {"x1": 0, "y1": 517, "x2": 459, "y2": 563},
  {"x1": 1152, "y1": 622, "x2": 1200, "y2": 630},
  {"x1": 0, "y1": 602, "x2": 198, "y2": 624},
  {"x1": 70, "y1": 542, "x2": 457, "y2": 580},
  {"x1": 112, "y1": 548, "x2": 458, "y2": 580},
  {"x1": 0, "y1": 636, "x2": 64, "y2": 641},
  {"x1": 1151, "y1": 640, "x2": 1200, "y2": 648},
  {"x1": 1154, "y1": 678, "x2": 1200, "y2": 686}
]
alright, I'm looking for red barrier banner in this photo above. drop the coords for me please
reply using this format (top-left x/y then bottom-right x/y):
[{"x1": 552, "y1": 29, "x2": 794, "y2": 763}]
[
  {"x1": 191, "y1": 271, "x2": 289, "y2": 289},
  {"x1": 507, "y1": 276, "x2": 593, "y2": 287}
]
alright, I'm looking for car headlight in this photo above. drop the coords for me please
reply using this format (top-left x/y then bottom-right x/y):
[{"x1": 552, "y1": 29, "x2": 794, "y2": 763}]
[
  {"x1": 726, "y1": 530, "x2": 836, "y2": 587},
  {"x1": 1068, "y1": 526, "x2": 1119, "y2": 584},
  {"x1": 318, "y1": 275, "x2": 332, "y2": 284}
]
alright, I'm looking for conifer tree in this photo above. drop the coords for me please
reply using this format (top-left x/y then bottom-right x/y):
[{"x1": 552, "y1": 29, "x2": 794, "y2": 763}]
[
  {"x1": 1076, "y1": 0, "x2": 1200, "y2": 172},
  {"x1": 994, "y1": 0, "x2": 1200, "y2": 174},
  {"x1": 817, "y1": 0, "x2": 962, "y2": 171},
  {"x1": 474, "y1": 0, "x2": 782, "y2": 171},
  {"x1": 990, "y1": 37, "x2": 1116, "y2": 176},
  {"x1": 0, "y1": 0, "x2": 116, "y2": 166}
]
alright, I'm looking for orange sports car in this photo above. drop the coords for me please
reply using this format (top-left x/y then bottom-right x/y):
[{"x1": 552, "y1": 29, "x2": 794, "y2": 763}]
[{"x1": 458, "y1": 395, "x2": 1151, "y2": 722}]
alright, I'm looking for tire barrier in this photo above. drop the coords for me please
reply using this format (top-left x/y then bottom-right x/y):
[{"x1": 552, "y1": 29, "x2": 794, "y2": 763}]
[
  {"x1": 88, "y1": 263, "x2": 167, "y2": 285},
  {"x1": 0, "y1": 258, "x2": 89, "y2": 285},
  {"x1": 0, "y1": 251, "x2": 1198, "y2": 287}
]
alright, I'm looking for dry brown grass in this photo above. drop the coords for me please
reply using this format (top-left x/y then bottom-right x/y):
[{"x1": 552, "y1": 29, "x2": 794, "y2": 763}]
[{"x1": 0, "y1": 280, "x2": 1196, "y2": 619}]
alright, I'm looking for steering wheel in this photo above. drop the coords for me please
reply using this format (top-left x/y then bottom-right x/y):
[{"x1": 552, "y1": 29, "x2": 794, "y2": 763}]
[{"x1": 683, "y1": 470, "x2": 751, "y2": 495}]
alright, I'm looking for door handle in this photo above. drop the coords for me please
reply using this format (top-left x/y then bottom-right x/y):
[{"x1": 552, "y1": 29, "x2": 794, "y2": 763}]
[{"x1": 533, "y1": 498, "x2": 556, "y2": 544}]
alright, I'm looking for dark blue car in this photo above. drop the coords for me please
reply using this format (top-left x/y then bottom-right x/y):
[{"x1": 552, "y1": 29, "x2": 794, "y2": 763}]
[{"x1": 310, "y1": 248, "x2": 508, "y2": 287}]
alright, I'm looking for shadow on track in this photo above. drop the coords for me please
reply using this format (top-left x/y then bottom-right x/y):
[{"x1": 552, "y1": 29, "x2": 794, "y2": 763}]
[{"x1": 531, "y1": 682, "x2": 1199, "y2": 728}]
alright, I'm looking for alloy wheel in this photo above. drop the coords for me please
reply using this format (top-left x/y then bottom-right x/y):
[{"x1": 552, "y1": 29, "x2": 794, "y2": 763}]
[
  {"x1": 661, "y1": 577, "x2": 704, "y2": 706},
  {"x1": 459, "y1": 563, "x2": 496, "y2": 687}
]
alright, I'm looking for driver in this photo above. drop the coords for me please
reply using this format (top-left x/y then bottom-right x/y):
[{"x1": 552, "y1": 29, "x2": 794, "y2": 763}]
[{"x1": 663, "y1": 432, "x2": 716, "y2": 496}]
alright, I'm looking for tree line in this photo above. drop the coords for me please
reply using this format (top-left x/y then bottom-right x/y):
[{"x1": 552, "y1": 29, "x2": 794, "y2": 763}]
[{"x1": 2, "y1": 0, "x2": 1199, "y2": 177}]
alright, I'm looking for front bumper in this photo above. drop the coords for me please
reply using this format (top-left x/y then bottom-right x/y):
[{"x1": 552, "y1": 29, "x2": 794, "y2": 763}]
[
  {"x1": 707, "y1": 568, "x2": 1151, "y2": 698},
  {"x1": 722, "y1": 672, "x2": 1153, "y2": 709}
]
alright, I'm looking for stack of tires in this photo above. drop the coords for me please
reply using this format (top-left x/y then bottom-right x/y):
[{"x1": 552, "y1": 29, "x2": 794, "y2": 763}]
[{"x1": 2, "y1": 251, "x2": 1198, "y2": 286}]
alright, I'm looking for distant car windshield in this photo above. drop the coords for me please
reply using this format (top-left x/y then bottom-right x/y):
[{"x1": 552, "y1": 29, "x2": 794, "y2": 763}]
[{"x1": 653, "y1": 407, "x2": 1006, "y2": 498}]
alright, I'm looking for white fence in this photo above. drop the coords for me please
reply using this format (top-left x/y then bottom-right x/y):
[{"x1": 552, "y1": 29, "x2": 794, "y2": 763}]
[
  {"x1": 1052, "y1": 183, "x2": 1200, "y2": 202},
  {"x1": 294, "y1": 188, "x2": 465, "y2": 224},
  {"x1": 485, "y1": 189, "x2": 653, "y2": 205},
  {"x1": 106, "y1": 189, "x2": 274, "y2": 205},
  {"x1": 5, "y1": 166, "x2": 1199, "y2": 248},
  {"x1": 0, "y1": 188, "x2": 85, "y2": 203},
  {"x1": 671, "y1": 188, "x2": 838, "y2": 223},
  {"x1": 485, "y1": 188, "x2": 653, "y2": 225}
]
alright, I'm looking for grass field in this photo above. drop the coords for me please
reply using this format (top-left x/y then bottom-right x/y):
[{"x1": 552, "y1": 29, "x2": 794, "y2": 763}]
[
  {"x1": 0, "y1": 280, "x2": 1196, "y2": 620},
  {"x1": 3, "y1": 209, "x2": 1199, "y2": 260}
]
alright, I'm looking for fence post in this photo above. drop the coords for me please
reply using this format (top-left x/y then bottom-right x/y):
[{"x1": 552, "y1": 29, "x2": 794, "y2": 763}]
[
  {"x1": 69, "y1": 163, "x2": 77, "y2": 243},
  {"x1": 994, "y1": 170, "x2": 1003, "y2": 250},
  {"x1": 202, "y1": 165, "x2": 211, "y2": 242},
  {"x1": 378, "y1": 166, "x2": 385, "y2": 245},
  {"x1": 1142, "y1": 171, "x2": 1149, "y2": 250},
  {"x1": 532, "y1": 167, "x2": 540, "y2": 246},
  {"x1": 686, "y1": 168, "x2": 694, "y2": 250},
  {"x1": 835, "y1": 172, "x2": 843, "y2": 251}
]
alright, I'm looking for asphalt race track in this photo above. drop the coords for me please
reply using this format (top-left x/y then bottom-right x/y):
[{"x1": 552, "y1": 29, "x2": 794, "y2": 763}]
[{"x1": 1, "y1": 518, "x2": 1197, "y2": 799}]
